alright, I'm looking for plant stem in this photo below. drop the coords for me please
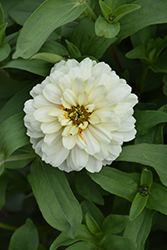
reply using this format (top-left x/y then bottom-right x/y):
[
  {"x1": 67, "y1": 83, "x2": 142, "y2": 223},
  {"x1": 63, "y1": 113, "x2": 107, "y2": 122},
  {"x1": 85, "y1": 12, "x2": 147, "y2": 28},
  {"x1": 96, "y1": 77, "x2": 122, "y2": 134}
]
[
  {"x1": 0, "y1": 223, "x2": 17, "y2": 231},
  {"x1": 85, "y1": 3, "x2": 97, "y2": 21},
  {"x1": 109, "y1": 45, "x2": 123, "y2": 75}
]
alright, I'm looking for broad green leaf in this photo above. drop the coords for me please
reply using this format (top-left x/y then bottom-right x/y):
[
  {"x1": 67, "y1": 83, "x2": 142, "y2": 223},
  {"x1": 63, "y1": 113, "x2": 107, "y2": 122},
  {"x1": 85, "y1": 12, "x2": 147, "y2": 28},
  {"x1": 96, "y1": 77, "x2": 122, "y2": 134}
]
[
  {"x1": 0, "y1": 113, "x2": 29, "y2": 159},
  {"x1": 0, "y1": 81, "x2": 35, "y2": 125},
  {"x1": 38, "y1": 244, "x2": 47, "y2": 250},
  {"x1": 31, "y1": 53, "x2": 64, "y2": 64},
  {"x1": 9, "y1": 0, "x2": 45, "y2": 26},
  {"x1": 135, "y1": 123, "x2": 164, "y2": 144},
  {"x1": 4, "y1": 145, "x2": 36, "y2": 169},
  {"x1": 65, "y1": 40, "x2": 81, "y2": 59},
  {"x1": 117, "y1": 144, "x2": 167, "y2": 187},
  {"x1": 28, "y1": 159, "x2": 82, "y2": 239},
  {"x1": 117, "y1": 0, "x2": 167, "y2": 43},
  {"x1": 85, "y1": 213, "x2": 101, "y2": 236},
  {"x1": 104, "y1": 0, "x2": 125, "y2": 10},
  {"x1": 124, "y1": 208, "x2": 154, "y2": 250},
  {"x1": 0, "y1": 70, "x2": 29, "y2": 99},
  {"x1": 102, "y1": 214, "x2": 129, "y2": 234},
  {"x1": 0, "y1": 173, "x2": 8, "y2": 210},
  {"x1": 50, "y1": 224, "x2": 97, "y2": 250},
  {"x1": 95, "y1": 16, "x2": 120, "y2": 38},
  {"x1": 0, "y1": 4, "x2": 5, "y2": 25},
  {"x1": 135, "y1": 110, "x2": 167, "y2": 136},
  {"x1": 81, "y1": 200, "x2": 105, "y2": 227},
  {"x1": 75, "y1": 171, "x2": 104, "y2": 205},
  {"x1": 1, "y1": 59, "x2": 51, "y2": 77},
  {"x1": 126, "y1": 44, "x2": 147, "y2": 60},
  {"x1": 0, "y1": 23, "x2": 7, "y2": 45},
  {"x1": 114, "y1": 4, "x2": 141, "y2": 22},
  {"x1": 13, "y1": 0, "x2": 87, "y2": 59},
  {"x1": 65, "y1": 242, "x2": 98, "y2": 250},
  {"x1": 70, "y1": 17, "x2": 116, "y2": 59},
  {"x1": 150, "y1": 58, "x2": 167, "y2": 74},
  {"x1": 88, "y1": 167, "x2": 140, "y2": 202},
  {"x1": 0, "y1": 43, "x2": 11, "y2": 61},
  {"x1": 8, "y1": 219, "x2": 39, "y2": 250},
  {"x1": 129, "y1": 192, "x2": 148, "y2": 220},
  {"x1": 99, "y1": 0, "x2": 112, "y2": 22},
  {"x1": 147, "y1": 183, "x2": 167, "y2": 215},
  {"x1": 163, "y1": 74, "x2": 167, "y2": 96},
  {"x1": 100, "y1": 235, "x2": 136, "y2": 250},
  {"x1": 39, "y1": 40, "x2": 68, "y2": 56},
  {"x1": 130, "y1": 25, "x2": 156, "y2": 47}
]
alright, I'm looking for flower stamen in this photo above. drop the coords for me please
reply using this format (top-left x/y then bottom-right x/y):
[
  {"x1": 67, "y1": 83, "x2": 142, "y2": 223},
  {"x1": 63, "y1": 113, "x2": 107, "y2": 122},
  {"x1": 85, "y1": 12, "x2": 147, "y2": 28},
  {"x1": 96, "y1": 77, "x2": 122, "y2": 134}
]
[{"x1": 66, "y1": 105, "x2": 92, "y2": 127}]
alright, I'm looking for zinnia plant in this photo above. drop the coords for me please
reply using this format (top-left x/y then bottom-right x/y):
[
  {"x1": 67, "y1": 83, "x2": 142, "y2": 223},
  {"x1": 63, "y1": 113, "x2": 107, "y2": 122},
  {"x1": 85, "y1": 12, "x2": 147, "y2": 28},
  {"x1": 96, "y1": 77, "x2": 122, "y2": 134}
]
[
  {"x1": 24, "y1": 58, "x2": 138, "y2": 172},
  {"x1": 1, "y1": 0, "x2": 167, "y2": 250}
]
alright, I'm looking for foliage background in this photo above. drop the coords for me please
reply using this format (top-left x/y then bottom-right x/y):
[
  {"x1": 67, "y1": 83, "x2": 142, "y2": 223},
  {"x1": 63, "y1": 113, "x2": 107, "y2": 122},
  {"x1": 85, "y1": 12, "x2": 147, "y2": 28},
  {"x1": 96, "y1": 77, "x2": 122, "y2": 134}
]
[{"x1": 0, "y1": 0, "x2": 167, "y2": 249}]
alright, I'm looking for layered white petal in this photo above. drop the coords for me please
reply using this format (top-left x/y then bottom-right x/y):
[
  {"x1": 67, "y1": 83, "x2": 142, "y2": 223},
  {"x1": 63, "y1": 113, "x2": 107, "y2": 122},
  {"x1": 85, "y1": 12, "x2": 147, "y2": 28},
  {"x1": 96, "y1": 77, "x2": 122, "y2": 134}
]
[{"x1": 24, "y1": 57, "x2": 138, "y2": 173}]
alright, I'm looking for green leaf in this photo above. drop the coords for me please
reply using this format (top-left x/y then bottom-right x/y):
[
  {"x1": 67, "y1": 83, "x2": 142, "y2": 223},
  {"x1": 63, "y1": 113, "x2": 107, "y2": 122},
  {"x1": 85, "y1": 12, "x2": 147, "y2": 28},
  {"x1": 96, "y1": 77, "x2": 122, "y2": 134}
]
[
  {"x1": 135, "y1": 110, "x2": 167, "y2": 136},
  {"x1": 50, "y1": 224, "x2": 97, "y2": 250},
  {"x1": 102, "y1": 214, "x2": 129, "y2": 235},
  {"x1": 65, "y1": 242, "x2": 98, "y2": 250},
  {"x1": 65, "y1": 40, "x2": 81, "y2": 59},
  {"x1": 81, "y1": 200, "x2": 104, "y2": 228},
  {"x1": 135, "y1": 123, "x2": 164, "y2": 144},
  {"x1": 95, "y1": 16, "x2": 120, "y2": 38},
  {"x1": 140, "y1": 168, "x2": 153, "y2": 188},
  {"x1": 70, "y1": 17, "x2": 116, "y2": 59},
  {"x1": 117, "y1": 144, "x2": 167, "y2": 187},
  {"x1": 31, "y1": 53, "x2": 64, "y2": 64},
  {"x1": 147, "y1": 182, "x2": 167, "y2": 215},
  {"x1": 129, "y1": 192, "x2": 148, "y2": 221},
  {"x1": 0, "y1": 113, "x2": 29, "y2": 159},
  {"x1": 0, "y1": 158, "x2": 5, "y2": 175},
  {"x1": 126, "y1": 44, "x2": 148, "y2": 61},
  {"x1": 28, "y1": 159, "x2": 82, "y2": 239},
  {"x1": 150, "y1": 58, "x2": 167, "y2": 74},
  {"x1": 1, "y1": 59, "x2": 52, "y2": 77},
  {"x1": 9, "y1": 0, "x2": 45, "y2": 26},
  {"x1": 114, "y1": 4, "x2": 141, "y2": 22},
  {"x1": 13, "y1": 0, "x2": 87, "y2": 59},
  {"x1": 39, "y1": 40, "x2": 68, "y2": 56},
  {"x1": 117, "y1": 0, "x2": 167, "y2": 43},
  {"x1": 8, "y1": 219, "x2": 39, "y2": 250},
  {"x1": 124, "y1": 208, "x2": 154, "y2": 250},
  {"x1": 0, "y1": 43, "x2": 11, "y2": 61},
  {"x1": 0, "y1": 82, "x2": 35, "y2": 125},
  {"x1": 104, "y1": 0, "x2": 125, "y2": 10},
  {"x1": 85, "y1": 213, "x2": 101, "y2": 236},
  {"x1": 88, "y1": 167, "x2": 140, "y2": 202},
  {"x1": 0, "y1": 70, "x2": 29, "y2": 99},
  {"x1": 4, "y1": 145, "x2": 36, "y2": 169},
  {"x1": 75, "y1": 171, "x2": 104, "y2": 205},
  {"x1": 100, "y1": 235, "x2": 136, "y2": 250},
  {"x1": 0, "y1": 173, "x2": 8, "y2": 210},
  {"x1": 0, "y1": 23, "x2": 7, "y2": 45},
  {"x1": 99, "y1": 0, "x2": 112, "y2": 22}
]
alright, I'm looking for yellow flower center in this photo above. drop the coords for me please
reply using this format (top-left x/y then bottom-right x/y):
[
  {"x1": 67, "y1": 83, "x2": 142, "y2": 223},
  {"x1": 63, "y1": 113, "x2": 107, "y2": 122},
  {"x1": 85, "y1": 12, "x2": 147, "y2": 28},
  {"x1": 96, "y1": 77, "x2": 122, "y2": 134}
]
[{"x1": 66, "y1": 105, "x2": 91, "y2": 126}]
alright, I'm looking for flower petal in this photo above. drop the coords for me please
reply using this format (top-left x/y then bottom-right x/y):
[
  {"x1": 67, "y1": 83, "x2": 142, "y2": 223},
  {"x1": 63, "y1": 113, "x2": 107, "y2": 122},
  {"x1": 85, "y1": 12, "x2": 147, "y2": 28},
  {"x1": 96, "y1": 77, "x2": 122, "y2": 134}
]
[
  {"x1": 71, "y1": 145, "x2": 89, "y2": 169},
  {"x1": 62, "y1": 135, "x2": 77, "y2": 150},
  {"x1": 86, "y1": 155, "x2": 103, "y2": 173},
  {"x1": 82, "y1": 128, "x2": 100, "y2": 155},
  {"x1": 43, "y1": 84, "x2": 62, "y2": 105},
  {"x1": 34, "y1": 107, "x2": 56, "y2": 122},
  {"x1": 89, "y1": 124, "x2": 111, "y2": 144},
  {"x1": 62, "y1": 89, "x2": 77, "y2": 106},
  {"x1": 41, "y1": 120, "x2": 61, "y2": 134},
  {"x1": 78, "y1": 92, "x2": 89, "y2": 106}
]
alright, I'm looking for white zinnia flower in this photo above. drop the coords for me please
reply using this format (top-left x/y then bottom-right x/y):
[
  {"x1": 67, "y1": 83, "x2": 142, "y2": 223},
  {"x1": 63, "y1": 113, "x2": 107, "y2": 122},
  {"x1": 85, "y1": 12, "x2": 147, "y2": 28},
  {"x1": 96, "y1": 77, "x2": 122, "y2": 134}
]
[{"x1": 24, "y1": 58, "x2": 138, "y2": 173}]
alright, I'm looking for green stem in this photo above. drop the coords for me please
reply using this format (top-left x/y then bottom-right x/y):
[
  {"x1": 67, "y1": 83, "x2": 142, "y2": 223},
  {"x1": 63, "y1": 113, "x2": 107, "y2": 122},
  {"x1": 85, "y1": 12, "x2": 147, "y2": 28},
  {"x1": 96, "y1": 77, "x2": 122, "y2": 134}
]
[
  {"x1": 85, "y1": 3, "x2": 97, "y2": 21},
  {"x1": 0, "y1": 223, "x2": 17, "y2": 231}
]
